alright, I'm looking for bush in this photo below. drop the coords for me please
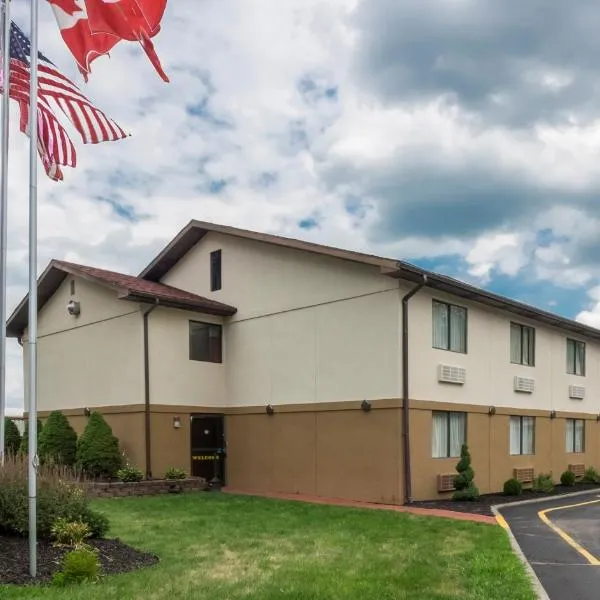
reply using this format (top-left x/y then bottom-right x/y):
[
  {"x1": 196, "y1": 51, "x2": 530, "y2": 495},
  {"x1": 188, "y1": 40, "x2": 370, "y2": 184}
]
[
  {"x1": 51, "y1": 518, "x2": 90, "y2": 548},
  {"x1": 117, "y1": 465, "x2": 144, "y2": 482},
  {"x1": 532, "y1": 472, "x2": 554, "y2": 493},
  {"x1": 503, "y1": 478, "x2": 523, "y2": 496},
  {"x1": 560, "y1": 469, "x2": 576, "y2": 486},
  {"x1": 452, "y1": 444, "x2": 479, "y2": 501},
  {"x1": 4, "y1": 418, "x2": 21, "y2": 455},
  {"x1": 583, "y1": 466, "x2": 600, "y2": 484},
  {"x1": 76, "y1": 412, "x2": 122, "y2": 479},
  {"x1": 165, "y1": 467, "x2": 187, "y2": 480},
  {"x1": 0, "y1": 454, "x2": 109, "y2": 539},
  {"x1": 51, "y1": 547, "x2": 100, "y2": 587},
  {"x1": 39, "y1": 411, "x2": 77, "y2": 466},
  {"x1": 19, "y1": 419, "x2": 42, "y2": 455}
]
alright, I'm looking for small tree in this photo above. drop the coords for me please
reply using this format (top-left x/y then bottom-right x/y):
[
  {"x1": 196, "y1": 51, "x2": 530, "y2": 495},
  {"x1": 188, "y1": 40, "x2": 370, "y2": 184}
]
[
  {"x1": 39, "y1": 411, "x2": 78, "y2": 466},
  {"x1": 452, "y1": 444, "x2": 479, "y2": 501},
  {"x1": 4, "y1": 418, "x2": 21, "y2": 455},
  {"x1": 19, "y1": 419, "x2": 43, "y2": 455},
  {"x1": 76, "y1": 412, "x2": 122, "y2": 479}
]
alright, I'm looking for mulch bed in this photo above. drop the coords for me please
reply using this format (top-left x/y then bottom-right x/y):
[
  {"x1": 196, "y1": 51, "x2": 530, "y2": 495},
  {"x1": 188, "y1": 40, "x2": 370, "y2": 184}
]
[
  {"x1": 411, "y1": 482, "x2": 600, "y2": 517},
  {"x1": 0, "y1": 535, "x2": 158, "y2": 586}
]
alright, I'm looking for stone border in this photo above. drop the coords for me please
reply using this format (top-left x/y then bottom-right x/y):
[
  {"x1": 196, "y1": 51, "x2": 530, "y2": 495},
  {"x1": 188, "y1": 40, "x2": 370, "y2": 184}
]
[{"x1": 84, "y1": 477, "x2": 208, "y2": 498}]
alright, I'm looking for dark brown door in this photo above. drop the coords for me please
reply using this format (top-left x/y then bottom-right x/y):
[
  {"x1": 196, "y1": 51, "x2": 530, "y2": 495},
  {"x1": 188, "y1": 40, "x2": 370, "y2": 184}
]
[{"x1": 190, "y1": 414, "x2": 226, "y2": 485}]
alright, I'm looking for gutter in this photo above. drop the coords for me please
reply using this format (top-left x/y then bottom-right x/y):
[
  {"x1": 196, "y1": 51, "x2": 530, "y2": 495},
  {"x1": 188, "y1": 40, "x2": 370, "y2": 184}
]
[
  {"x1": 402, "y1": 274, "x2": 427, "y2": 504},
  {"x1": 143, "y1": 299, "x2": 159, "y2": 479}
]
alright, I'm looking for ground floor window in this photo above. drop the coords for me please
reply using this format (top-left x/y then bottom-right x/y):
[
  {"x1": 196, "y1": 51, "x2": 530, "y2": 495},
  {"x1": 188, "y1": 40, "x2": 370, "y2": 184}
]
[
  {"x1": 431, "y1": 411, "x2": 466, "y2": 458},
  {"x1": 565, "y1": 418, "x2": 585, "y2": 453},
  {"x1": 509, "y1": 416, "x2": 535, "y2": 455}
]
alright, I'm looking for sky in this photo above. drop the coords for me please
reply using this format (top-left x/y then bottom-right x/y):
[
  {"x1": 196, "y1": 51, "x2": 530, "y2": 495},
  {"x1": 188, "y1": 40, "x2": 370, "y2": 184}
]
[{"x1": 5, "y1": 0, "x2": 600, "y2": 414}]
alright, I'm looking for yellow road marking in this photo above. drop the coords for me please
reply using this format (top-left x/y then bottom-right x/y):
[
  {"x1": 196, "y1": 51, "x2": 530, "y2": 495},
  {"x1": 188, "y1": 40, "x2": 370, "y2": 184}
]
[
  {"x1": 538, "y1": 498, "x2": 600, "y2": 566},
  {"x1": 496, "y1": 513, "x2": 509, "y2": 529}
]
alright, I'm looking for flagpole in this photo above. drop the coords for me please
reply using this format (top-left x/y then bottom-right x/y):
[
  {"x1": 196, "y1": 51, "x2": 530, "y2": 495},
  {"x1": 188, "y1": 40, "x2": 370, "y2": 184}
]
[
  {"x1": 0, "y1": 0, "x2": 11, "y2": 466},
  {"x1": 27, "y1": 0, "x2": 39, "y2": 578}
]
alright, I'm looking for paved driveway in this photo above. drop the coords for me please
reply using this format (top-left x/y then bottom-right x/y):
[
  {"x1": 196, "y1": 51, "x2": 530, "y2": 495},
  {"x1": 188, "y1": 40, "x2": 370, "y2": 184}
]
[{"x1": 498, "y1": 492, "x2": 600, "y2": 600}]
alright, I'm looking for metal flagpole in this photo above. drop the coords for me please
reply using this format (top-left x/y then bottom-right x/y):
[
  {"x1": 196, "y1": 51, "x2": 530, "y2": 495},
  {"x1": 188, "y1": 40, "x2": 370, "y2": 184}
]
[
  {"x1": 0, "y1": 0, "x2": 11, "y2": 466},
  {"x1": 27, "y1": 0, "x2": 39, "y2": 578}
]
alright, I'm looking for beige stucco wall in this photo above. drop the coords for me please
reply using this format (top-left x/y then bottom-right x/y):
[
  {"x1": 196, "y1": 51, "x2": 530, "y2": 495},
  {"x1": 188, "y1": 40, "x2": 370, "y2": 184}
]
[
  {"x1": 147, "y1": 307, "x2": 226, "y2": 406},
  {"x1": 409, "y1": 287, "x2": 600, "y2": 415},
  {"x1": 23, "y1": 276, "x2": 144, "y2": 412}
]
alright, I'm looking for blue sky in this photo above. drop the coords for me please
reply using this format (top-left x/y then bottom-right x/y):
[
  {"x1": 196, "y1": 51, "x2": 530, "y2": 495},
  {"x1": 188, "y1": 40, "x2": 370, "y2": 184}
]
[{"x1": 5, "y1": 0, "x2": 600, "y2": 412}]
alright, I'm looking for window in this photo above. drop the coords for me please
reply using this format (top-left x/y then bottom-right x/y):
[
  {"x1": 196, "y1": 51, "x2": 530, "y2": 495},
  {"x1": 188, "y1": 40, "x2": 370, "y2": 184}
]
[
  {"x1": 565, "y1": 419, "x2": 585, "y2": 453},
  {"x1": 210, "y1": 249, "x2": 222, "y2": 291},
  {"x1": 432, "y1": 411, "x2": 466, "y2": 458},
  {"x1": 510, "y1": 323, "x2": 535, "y2": 366},
  {"x1": 70, "y1": 279, "x2": 75, "y2": 295},
  {"x1": 567, "y1": 339, "x2": 585, "y2": 376},
  {"x1": 189, "y1": 321, "x2": 222, "y2": 363},
  {"x1": 509, "y1": 416, "x2": 535, "y2": 455},
  {"x1": 432, "y1": 301, "x2": 467, "y2": 353}
]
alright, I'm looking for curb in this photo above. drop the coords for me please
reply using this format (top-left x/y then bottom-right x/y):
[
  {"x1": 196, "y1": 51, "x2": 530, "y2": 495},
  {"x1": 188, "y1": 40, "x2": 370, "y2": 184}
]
[
  {"x1": 492, "y1": 487, "x2": 600, "y2": 511},
  {"x1": 491, "y1": 505, "x2": 550, "y2": 600}
]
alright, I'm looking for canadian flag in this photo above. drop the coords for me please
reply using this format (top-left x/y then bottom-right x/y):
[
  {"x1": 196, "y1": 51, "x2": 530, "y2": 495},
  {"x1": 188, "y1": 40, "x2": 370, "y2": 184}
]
[{"x1": 47, "y1": 0, "x2": 169, "y2": 82}]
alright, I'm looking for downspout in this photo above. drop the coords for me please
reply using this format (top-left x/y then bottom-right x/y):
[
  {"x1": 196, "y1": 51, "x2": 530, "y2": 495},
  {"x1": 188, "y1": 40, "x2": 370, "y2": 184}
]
[
  {"x1": 402, "y1": 274, "x2": 427, "y2": 504},
  {"x1": 143, "y1": 300, "x2": 159, "y2": 479}
]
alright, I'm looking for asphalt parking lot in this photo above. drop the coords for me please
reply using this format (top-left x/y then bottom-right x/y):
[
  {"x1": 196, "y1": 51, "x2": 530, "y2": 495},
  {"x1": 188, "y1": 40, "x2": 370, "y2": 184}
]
[{"x1": 498, "y1": 492, "x2": 600, "y2": 600}]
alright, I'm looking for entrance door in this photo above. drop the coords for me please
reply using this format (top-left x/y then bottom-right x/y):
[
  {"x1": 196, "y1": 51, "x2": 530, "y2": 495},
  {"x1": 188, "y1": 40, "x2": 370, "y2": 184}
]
[{"x1": 190, "y1": 414, "x2": 226, "y2": 485}]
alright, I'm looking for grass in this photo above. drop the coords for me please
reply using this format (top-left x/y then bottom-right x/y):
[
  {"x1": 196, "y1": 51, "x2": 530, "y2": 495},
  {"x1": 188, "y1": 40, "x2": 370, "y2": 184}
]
[{"x1": 0, "y1": 493, "x2": 535, "y2": 600}]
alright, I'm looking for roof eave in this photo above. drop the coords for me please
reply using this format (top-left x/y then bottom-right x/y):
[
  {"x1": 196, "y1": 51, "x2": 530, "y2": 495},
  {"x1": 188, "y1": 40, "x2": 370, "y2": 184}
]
[{"x1": 123, "y1": 293, "x2": 238, "y2": 317}]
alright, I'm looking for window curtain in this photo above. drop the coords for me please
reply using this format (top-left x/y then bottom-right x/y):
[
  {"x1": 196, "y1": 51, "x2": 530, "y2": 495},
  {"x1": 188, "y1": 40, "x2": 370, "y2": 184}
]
[
  {"x1": 433, "y1": 302, "x2": 448, "y2": 350},
  {"x1": 510, "y1": 324, "x2": 521, "y2": 363},
  {"x1": 565, "y1": 420, "x2": 574, "y2": 453},
  {"x1": 522, "y1": 417, "x2": 534, "y2": 454},
  {"x1": 450, "y1": 306, "x2": 467, "y2": 353},
  {"x1": 575, "y1": 419, "x2": 584, "y2": 453},
  {"x1": 575, "y1": 342, "x2": 585, "y2": 376},
  {"x1": 449, "y1": 412, "x2": 466, "y2": 457},
  {"x1": 432, "y1": 412, "x2": 448, "y2": 458},
  {"x1": 509, "y1": 416, "x2": 521, "y2": 455},
  {"x1": 522, "y1": 327, "x2": 532, "y2": 365}
]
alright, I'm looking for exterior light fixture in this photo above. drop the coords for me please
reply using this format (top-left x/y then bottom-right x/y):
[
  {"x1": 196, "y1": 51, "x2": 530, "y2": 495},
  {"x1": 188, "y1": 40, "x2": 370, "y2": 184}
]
[
  {"x1": 83, "y1": 407, "x2": 91, "y2": 417},
  {"x1": 67, "y1": 299, "x2": 81, "y2": 316},
  {"x1": 550, "y1": 410, "x2": 557, "y2": 419},
  {"x1": 596, "y1": 413, "x2": 600, "y2": 422},
  {"x1": 266, "y1": 404, "x2": 275, "y2": 416},
  {"x1": 488, "y1": 406, "x2": 496, "y2": 416},
  {"x1": 361, "y1": 399, "x2": 372, "y2": 412},
  {"x1": 173, "y1": 416, "x2": 181, "y2": 429}
]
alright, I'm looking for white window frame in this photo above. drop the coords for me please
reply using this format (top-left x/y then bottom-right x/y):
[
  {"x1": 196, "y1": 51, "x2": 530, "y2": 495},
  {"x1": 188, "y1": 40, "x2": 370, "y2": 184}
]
[
  {"x1": 509, "y1": 416, "x2": 535, "y2": 455},
  {"x1": 431, "y1": 411, "x2": 466, "y2": 458},
  {"x1": 432, "y1": 300, "x2": 468, "y2": 354},
  {"x1": 566, "y1": 339, "x2": 586, "y2": 376},
  {"x1": 565, "y1": 418, "x2": 585, "y2": 453},
  {"x1": 510, "y1": 322, "x2": 535, "y2": 367}
]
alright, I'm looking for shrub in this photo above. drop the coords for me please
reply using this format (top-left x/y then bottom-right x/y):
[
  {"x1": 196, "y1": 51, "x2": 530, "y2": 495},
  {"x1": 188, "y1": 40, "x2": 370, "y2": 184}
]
[
  {"x1": 560, "y1": 469, "x2": 576, "y2": 486},
  {"x1": 4, "y1": 418, "x2": 21, "y2": 455},
  {"x1": 165, "y1": 467, "x2": 187, "y2": 480},
  {"x1": 76, "y1": 412, "x2": 122, "y2": 479},
  {"x1": 51, "y1": 518, "x2": 90, "y2": 548},
  {"x1": 39, "y1": 411, "x2": 77, "y2": 466},
  {"x1": 503, "y1": 478, "x2": 523, "y2": 496},
  {"x1": 0, "y1": 454, "x2": 109, "y2": 539},
  {"x1": 117, "y1": 465, "x2": 144, "y2": 482},
  {"x1": 51, "y1": 547, "x2": 100, "y2": 587},
  {"x1": 583, "y1": 466, "x2": 600, "y2": 484},
  {"x1": 19, "y1": 419, "x2": 42, "y2": 455},
  {"x1": 452, "y1": 444, "x2": 479, "y2": 501},
  {"x1": 532, "y1": 472, "x2": 554, "y2": 493}
]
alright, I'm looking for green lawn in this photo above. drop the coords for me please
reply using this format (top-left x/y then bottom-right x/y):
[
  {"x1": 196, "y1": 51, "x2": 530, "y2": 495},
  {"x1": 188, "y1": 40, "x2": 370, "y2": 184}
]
[{"x1": 0, "y1": 493, "x2": 535, "y2": 600}]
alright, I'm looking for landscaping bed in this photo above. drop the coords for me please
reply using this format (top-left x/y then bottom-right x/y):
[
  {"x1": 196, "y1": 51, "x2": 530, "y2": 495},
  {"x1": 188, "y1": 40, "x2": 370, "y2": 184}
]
[
  {"x1": 84, "y1": 477, "x2": 208, "y2": 498},
  {"x1": 412, "y1": 481, "x2": 600, "y2": 516},
  {"x1": 0, "y1": 535, "x2": 158, "y2": 585}
]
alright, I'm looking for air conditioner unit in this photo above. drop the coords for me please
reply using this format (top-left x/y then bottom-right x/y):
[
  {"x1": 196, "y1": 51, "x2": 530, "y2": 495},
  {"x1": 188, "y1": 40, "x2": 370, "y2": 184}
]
[
  {"x1": 569, "y1": 385, "x2": 585, "y2": 400},
  {"x1": 437, "y1": 364, "x2": 466, "y2": 385},
  {"x1": 514, "y1": 376, "x2": 535, "y2": 394}
]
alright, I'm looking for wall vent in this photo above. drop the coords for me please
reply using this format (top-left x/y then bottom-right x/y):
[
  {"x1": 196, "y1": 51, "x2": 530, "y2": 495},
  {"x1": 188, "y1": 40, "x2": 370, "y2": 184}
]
[
  {"x1": 437, "y1": 364, "x2": 466, "y2": 385},
  {"x1": 568, "y1": 463, "x2": 585, "y2": 478},
  {"x1": 513, "y1": 467, "x2": 535, "y2": 483},
  {"x1": 514, "y1": 376, "x2": 535, "y2": 394},
  {"x1": 437, "y1": 473, "x2": 456, "y2": 492},
  {"x1": 569, "y1": 385, "x2": 585, "y2": 400}
]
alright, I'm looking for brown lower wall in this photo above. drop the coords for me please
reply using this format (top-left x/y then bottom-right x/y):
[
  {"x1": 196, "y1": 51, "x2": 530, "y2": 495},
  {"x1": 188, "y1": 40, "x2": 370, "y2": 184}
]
[{"x1": 33, "y1": 400, "x2": 600, "y2": 502}]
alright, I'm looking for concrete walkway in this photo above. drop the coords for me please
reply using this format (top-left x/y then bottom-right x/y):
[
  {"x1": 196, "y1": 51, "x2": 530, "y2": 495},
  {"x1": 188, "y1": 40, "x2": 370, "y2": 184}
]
[
  {"x1": 223, "y1": 488, "x2": 497, "y2": 524},
  {"x1": 498, "y1": 491, "x2": 600, "y2": 600}
]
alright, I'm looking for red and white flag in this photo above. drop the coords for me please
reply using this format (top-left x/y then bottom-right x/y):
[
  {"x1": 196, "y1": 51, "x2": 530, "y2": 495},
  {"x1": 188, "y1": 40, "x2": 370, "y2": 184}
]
[{"x1": 47, "y1": 0, "x2": 169, "y2": 82}]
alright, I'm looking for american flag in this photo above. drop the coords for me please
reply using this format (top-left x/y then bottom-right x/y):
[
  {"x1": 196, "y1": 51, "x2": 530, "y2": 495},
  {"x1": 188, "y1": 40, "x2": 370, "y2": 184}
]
[{"x1": 4, "y1": 21, "x2": 128, "y2": 181}]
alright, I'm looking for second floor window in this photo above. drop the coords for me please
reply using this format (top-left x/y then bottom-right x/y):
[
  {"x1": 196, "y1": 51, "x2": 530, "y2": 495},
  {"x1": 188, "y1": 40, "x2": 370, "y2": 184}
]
[
  {"x1": 567, "y1": 339, "x2": 585, "y2": 376},
  {"x1": 510, "y1": 323, "x2": 535, "y2": 366},
  {"x1": 432, "y1": 300, "x2": 467, "y2": 353},
  {"x1": 189, "y1": 321, "x2": 222, "y2": 363}
]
